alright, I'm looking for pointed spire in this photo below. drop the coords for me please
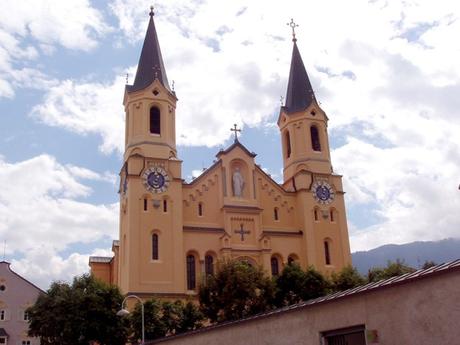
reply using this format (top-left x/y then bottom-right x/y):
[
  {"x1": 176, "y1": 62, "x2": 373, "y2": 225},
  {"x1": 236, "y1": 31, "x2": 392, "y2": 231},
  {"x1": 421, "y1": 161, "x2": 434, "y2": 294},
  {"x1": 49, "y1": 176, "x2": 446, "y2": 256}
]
[
  {"x1": 128, "y1": 6, "x2": 171, "y2": 93},
  {"x1": 284, "y1": 20, "x2": 315, "y2": 114}
]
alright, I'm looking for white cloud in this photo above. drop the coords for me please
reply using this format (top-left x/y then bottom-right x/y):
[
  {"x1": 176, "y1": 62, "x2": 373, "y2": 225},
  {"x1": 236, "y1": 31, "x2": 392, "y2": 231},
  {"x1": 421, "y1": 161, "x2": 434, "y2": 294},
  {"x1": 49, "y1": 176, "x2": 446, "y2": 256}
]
[
  {"x1": 30, "y1": 77, "x2": 127, "y2": 155},
  {"x1": 0, "y1": 154, "x2": 118, "y2": 288},
  {"x1": 0, "y1": 0, "x2": 110, "y2": 97},
  {"x1": 11, "y1": 247, "x2": 113, "y2": 290}
]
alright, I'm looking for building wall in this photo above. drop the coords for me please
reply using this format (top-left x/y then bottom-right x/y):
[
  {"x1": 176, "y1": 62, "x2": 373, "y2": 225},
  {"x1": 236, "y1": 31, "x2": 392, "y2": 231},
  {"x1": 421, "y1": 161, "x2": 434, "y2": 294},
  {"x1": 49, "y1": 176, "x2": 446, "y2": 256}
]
[
  {"x1": 152, "y1": 268, "x2": 460, "y2": 345},
  {"x1": 0, "y1": 262, "x2": 42, "y2": 345}
]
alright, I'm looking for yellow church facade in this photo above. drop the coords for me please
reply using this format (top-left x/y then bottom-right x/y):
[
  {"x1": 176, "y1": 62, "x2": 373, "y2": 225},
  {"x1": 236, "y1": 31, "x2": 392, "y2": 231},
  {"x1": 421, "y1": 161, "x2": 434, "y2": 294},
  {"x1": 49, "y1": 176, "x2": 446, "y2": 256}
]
[{"x1": 90, "y1": 10, "x2": 351, "y2": 299}]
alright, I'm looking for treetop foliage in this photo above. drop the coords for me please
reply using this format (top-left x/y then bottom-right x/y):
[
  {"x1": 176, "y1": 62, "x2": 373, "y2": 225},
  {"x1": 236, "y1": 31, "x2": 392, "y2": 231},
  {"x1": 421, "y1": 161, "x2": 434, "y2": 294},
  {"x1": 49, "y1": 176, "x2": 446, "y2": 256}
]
[{"x1": 199, "y1": 260, "x2": 276, "y2": 322}]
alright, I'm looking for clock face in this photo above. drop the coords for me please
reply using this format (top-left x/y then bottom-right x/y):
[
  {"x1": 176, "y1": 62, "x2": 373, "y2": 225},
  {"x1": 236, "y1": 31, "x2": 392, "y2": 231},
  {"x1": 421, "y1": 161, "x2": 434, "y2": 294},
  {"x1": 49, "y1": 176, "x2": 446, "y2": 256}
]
[
  {"x1": 142, "y1": 166, "x2": 170, "y2": 193},
  {"x1": 312, "y1": 181, "x2": 335, "y2": 205}
]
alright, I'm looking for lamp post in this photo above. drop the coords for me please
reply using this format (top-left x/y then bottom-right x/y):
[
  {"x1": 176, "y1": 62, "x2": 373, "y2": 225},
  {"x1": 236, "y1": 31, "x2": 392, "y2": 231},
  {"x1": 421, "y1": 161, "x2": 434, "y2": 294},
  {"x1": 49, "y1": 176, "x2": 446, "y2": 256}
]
[{"x1": 117, "y1": 294, "x2": 145, "y2": 344}]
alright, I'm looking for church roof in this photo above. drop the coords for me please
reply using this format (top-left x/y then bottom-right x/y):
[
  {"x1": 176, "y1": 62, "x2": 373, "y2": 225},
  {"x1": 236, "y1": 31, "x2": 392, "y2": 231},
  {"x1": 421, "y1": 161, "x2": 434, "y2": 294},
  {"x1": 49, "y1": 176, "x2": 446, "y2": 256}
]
[
  {"x1": 127, "y1": 7, "x2": 170, "y2": 93},
  {"x1": 216, "y1": 139, "x2": 257, "y2": 159},
  {"x1": 283, "y1": 40, "x2": 316, "y2": 114}
]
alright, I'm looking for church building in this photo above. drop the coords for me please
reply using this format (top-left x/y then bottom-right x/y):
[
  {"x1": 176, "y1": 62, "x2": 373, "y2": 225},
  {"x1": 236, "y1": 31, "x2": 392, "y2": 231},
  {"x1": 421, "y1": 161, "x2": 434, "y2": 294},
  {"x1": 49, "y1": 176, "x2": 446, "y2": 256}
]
[{"x1": 90, "y1": 9, "x2": 351, "y2": 299}]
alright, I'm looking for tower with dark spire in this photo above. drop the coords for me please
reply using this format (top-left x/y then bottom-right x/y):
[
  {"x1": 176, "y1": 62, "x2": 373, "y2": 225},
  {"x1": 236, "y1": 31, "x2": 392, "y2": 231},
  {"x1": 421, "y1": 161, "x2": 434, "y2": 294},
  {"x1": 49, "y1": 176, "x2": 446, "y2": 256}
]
[
  {"x1": 278, "y1": 19, "x2": 351, "y2": 271},
  {"x1": 118, "y1": 8, "x2": 185, "y2": 296},
  {"x1": 278, "y1": 20, "x2": 332, "y2": 188}
]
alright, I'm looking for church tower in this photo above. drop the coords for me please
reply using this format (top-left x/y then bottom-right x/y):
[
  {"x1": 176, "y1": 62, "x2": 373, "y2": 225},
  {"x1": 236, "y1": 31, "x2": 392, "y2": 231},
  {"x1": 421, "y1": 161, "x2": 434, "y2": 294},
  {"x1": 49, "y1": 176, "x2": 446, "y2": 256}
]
[
  {"x1": 278, "y1": 24, "x2": 351, "y2": 272},
  {"x1": 118, "y1": 8, "x2": 185, "y2": 296}
]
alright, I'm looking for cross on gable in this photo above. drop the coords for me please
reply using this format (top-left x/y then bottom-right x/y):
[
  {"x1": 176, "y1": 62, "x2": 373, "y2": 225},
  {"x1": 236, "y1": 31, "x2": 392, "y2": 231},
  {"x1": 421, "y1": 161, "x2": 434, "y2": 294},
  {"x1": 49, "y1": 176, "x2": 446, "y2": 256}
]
[
  {"x1": 230, "y1": 123, "x2": 241, "y2": 142},
  {"x1": 234, "y1": 223, "x2": 250, "y2": 241}
]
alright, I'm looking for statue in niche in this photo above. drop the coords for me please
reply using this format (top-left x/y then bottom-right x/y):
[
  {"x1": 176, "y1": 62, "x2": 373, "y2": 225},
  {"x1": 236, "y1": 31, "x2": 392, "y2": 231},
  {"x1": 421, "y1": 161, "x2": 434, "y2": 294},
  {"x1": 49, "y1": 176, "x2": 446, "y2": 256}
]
[{"x1": 232, "y1": 167, "x2": 245, "y2": 197}]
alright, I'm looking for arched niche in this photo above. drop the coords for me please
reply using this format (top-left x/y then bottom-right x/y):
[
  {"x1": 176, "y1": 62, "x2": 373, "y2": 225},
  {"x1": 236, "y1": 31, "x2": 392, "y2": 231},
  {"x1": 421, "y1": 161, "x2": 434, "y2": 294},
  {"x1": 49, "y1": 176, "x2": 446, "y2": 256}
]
[{"x1": 229, "y1": 159, "x2": 250, "y2": 199}]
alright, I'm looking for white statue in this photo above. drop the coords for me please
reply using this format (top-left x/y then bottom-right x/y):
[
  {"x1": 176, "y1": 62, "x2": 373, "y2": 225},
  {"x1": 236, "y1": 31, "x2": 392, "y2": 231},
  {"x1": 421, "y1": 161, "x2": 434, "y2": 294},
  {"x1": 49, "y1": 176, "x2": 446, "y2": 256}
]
[{"x1": 232, "y1": 167, "x2": 244, "y2": 197}]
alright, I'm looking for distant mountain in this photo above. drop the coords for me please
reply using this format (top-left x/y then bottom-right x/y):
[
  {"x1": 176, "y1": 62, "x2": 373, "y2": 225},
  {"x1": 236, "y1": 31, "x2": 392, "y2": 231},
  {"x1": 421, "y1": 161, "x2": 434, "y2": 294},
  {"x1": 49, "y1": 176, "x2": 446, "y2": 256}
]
[{"x1": 351, "y1": 238, "x2": 460, "y2": 274}]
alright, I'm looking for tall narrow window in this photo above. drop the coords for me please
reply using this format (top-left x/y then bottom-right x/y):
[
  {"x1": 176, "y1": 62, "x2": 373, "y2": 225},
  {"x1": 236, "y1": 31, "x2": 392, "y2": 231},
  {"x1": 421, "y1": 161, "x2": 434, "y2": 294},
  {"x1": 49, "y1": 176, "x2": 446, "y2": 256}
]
[
  {"x1": 330, "y1": 209, "x2": 335, "y2": 222},
  {"x1": 163, "y1": 200, "x2": 167, "y2": 213},
  {"x1": 143, "y1": 199, "x2": 148, "y2": 211},
  {"x1": 271, "y1": 257, "x2": 279, "y2": 276},
  {"x1": 285, "y1": 131, "x2": 291, "y2": 158},
  {"x1": 198, "y1": 203, "x2": 203, "y2": 216},
  {"x1": 288, "y1": 256, "x2": 295, "y2": 265},
  {"x1": 324, "y1": 241, "x2": 331, "y2": 265},
  {"x1": 274, "y1": 207, "x2": 279, "y2": 221},
  {"x1": 152, "y1": 234, "x2": 159, "y2": 260},
  {"x1": 311, "y1": 126, "x2": 321, "y2": 151},
  {"x1": 150, "y1": 107, "x2": 161, "y2": 135},
  {"x1": 205, "y1": 255, "x2": 214, "y2": 276},
  {"x1": 314, "y1": 208, "x2": 319, "y2": 221},
  {"x1": 186, "y1": 255, "x2": 196, "y2": 290}
]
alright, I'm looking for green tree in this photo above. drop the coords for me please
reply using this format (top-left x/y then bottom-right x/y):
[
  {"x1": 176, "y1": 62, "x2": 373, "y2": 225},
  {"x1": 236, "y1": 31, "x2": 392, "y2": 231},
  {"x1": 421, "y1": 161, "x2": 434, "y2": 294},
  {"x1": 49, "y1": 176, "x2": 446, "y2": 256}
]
[
  {"x1": 130, "y1": 298, "x2": 167, "y2": 342},
  {"x1": 367, "y1": 260, "x2": 415, "y2": 283},
  {"x1": 130, "y1": 299, "x2": 204, "y2": 341},
  {"x1": 422, "y1": 260, "x2": 437, "y2": 269},
  {"x1": 331, "y1": 265, "x2": 365, "y2": 291},
  {"x1": 274, "y1": 263, "x2": 306, "y2": 306},
  {"x1": 199, "y1": 260, "x2": 276, "y2": 323},
  {"x1": 274, "y1": 264, "x2": 329, "y2": 306},
  {"x1": 175, "y1": 301, "x2": 204, "y2": 334},
  {"x1": 301, "y1": 266, "x2": 330, "y2": 300},
  {"x1": 27, "y1": 274, "x2": 129, "y2": 345}
]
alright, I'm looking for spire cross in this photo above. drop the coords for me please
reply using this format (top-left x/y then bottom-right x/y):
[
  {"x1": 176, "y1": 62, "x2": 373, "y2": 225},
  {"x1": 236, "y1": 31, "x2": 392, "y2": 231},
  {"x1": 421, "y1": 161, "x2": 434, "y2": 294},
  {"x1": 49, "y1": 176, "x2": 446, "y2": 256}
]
[
  {"x1": 230, "y1": 123, "x2": 241, "y2": 142},
  {"x1": 149, "y1": 5, "x2": 154, "y2": 17},
  {"x1": 287, "y1": 18, "x2": 299, "y2": 42},
  {"x1": 234, "y1": 223, "x2": 250, "y2": 241}
]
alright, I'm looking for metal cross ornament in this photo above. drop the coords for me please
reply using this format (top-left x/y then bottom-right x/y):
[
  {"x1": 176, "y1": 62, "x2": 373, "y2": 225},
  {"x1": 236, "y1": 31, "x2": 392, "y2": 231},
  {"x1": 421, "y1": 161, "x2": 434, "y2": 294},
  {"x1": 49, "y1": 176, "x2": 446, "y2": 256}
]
[
  {"x1": 287, "y1": 18, "x2": 299, "y2": 41},
  {"x1": 230, "y1": 123, "x2": 241, "y2": 142},
  {"x1": 234, "y1": 223, "x2": 250, "y2": 241}
]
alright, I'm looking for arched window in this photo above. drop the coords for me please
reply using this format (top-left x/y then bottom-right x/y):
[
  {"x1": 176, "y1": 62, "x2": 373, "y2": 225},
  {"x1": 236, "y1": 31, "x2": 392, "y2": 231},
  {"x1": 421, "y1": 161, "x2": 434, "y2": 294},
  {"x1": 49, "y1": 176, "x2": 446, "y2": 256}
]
[
  {"x1": 150, "y1": 107, "x2": 161, "y2": 135},
  {"x1": 310, "y1": 126, "x2": 321, "y2": 151},
  {"x1": 205, "y1": 255, "x2": 214, "y2": 276},
  {"x1": 330, "y1": 209, "x2": 335, "y2": 222},
  {"x1": 143, "y1": 199, "x2": 148, "y2": 211},
  {"x1": 163, "y1": 200, "x2": 167, "y2": 213},
  {"x1": 285, "y1": 131, "x2": 291, "y2": 158},
  {"x1": 288, "y1": 256, "x2": 295, "y2": 265},
  {"x1": 152, "y1": 234, "x2": 159, "y2": 260},
  {"x1": 271, "y1": 257, "x2": 279, "y2": 276},
  {"x1": 274, "y1": 207, "x2": 279, "y2": 221},
  {"x1": 324, "y1": 240, "x2": 331, "y2": 265},
  {"x1": 186, "y1": 255, "x2": 196, "y2": 290},
  {"x1": 198, "y1": 203, "x2": 203, "y2": 217},
  {"x1": 314, "y1": 208, "x2": 319, "y2": 222}
]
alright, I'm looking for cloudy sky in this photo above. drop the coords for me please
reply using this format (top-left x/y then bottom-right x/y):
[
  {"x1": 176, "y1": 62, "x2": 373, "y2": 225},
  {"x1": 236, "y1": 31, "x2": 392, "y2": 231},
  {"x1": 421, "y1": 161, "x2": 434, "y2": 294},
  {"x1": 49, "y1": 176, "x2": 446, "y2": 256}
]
[{"x1": 1, "y1": 0, "x2": 459, "y2": 289}]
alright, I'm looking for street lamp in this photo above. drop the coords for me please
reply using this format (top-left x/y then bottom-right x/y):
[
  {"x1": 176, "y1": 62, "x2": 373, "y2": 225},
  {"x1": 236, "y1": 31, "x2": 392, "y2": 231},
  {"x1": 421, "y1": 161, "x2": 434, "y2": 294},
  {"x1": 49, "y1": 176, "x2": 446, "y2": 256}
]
[{"x1": 117, "y1": 294, "x2": 145, "y2": 344}]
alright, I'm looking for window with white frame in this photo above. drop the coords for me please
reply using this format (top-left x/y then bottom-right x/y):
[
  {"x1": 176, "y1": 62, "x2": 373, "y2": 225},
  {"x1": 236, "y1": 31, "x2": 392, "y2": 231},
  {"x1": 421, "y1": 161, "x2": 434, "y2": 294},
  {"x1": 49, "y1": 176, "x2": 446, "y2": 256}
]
[
  {"x1": 0, "y1": 309, "x2": 5, "y2": 321},
  {"x1": 0, "y1": 336, "x2": 6, "y2": 344}
]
